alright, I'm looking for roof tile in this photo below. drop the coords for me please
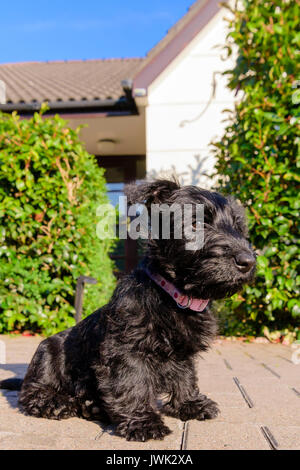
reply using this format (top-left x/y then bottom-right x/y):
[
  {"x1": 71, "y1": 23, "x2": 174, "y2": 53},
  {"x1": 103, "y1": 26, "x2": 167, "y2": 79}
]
[{"x1": 0, "y1": 58, "x2": 145, "y2": 104}]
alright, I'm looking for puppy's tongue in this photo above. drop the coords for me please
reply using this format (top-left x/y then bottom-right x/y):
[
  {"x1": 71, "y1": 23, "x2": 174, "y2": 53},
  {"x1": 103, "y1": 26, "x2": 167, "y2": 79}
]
[{"x1": 189, "y1": 298, "x2": 209, "y2": 312}]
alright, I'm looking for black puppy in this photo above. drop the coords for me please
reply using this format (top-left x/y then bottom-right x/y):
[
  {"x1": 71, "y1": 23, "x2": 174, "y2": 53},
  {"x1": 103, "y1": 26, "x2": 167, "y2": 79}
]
[{"x1": 0, "y1": 180, "x2": 256, "y2": 441}]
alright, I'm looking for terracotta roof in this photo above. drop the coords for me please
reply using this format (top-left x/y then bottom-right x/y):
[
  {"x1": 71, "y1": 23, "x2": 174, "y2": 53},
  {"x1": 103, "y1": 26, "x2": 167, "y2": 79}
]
[{"x1": 0, "y1": 58, "x2": 145, "y2": 106}]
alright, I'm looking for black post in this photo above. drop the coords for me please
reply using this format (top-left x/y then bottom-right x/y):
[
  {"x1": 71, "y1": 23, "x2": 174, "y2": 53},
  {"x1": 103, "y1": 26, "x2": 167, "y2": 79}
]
[{"x1": 74, "y1": 275, "x2": 98, "y2": 324}]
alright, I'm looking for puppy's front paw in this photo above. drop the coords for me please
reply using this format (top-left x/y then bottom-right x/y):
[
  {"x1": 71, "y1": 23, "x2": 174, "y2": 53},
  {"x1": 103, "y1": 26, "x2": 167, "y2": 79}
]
[
  {"x1": 196, "y1": 398, "x2": 219, "y2": 421},
  {"x1": 178, "y1": 397, "x2": 219, "y2": 421},
  {"x1": 116, "y1": 418, "x2": 171, "y2": 442}
]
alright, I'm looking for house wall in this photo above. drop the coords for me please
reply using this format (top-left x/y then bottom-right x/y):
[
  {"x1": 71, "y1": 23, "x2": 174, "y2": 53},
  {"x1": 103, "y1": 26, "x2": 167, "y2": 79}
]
[
  {"x1": 145, "y1": 7, "x2": 236, "y2": 188},
  {"x1": 0, "y1": 80, "x2": 5, "y2": 104}
]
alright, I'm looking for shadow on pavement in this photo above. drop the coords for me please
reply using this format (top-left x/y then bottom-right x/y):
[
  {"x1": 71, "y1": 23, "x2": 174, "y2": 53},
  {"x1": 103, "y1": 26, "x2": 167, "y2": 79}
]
[
  {"x1": 0, "y1": 363, "x2": 27, "y2": 409},
  {"x1": 0, "y1": 363, "x2": 28, "y2": 377}
]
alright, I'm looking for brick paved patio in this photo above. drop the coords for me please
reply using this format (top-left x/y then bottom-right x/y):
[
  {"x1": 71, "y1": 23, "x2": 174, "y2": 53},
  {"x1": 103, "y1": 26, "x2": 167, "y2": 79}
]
[{"x1": 0, "y1": 335, "x2": 299, "y2": 450}]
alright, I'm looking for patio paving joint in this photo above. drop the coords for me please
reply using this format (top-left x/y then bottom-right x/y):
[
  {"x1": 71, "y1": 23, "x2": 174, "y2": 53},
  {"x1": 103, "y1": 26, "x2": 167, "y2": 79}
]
[
  {"x1": 291, "y1": 387, "x2": 300, "y2": 397},
  {"x1": 233, "y1": 377, "x2": 254, "y2": 408},
  {"x1": 223, "y1": 359, "x2": 233, "y2": 370},
  {"x1": 260, "y1": 426, "x2": 279, "y2": 450},
  {"x1": 180, "y1": 421, "x2": 189, "y2": 450},
  {"x1": 261, "y1": 363, "x2": 281, "y2": 379},
  {"x1": 244, "y1": 351, "x2": 255, "y2": 360},
  {"x1": 277, "y1": 355, "x2": 293, "y2": 364}
]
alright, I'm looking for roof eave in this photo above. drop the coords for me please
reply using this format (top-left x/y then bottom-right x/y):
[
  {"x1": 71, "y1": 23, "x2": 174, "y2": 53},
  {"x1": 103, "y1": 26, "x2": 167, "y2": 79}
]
[{"x1": 0, "y1": 97, "x2": 138, "y2": 115}]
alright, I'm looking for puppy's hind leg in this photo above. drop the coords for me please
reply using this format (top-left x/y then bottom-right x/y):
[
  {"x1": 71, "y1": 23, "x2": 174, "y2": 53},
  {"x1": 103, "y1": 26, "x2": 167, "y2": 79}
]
[
  {"x1": 99, "y1": 364, "x2": 171, "y2": 441},
  {"x1": 19, "y1": 383, "x2": 79, "y2": 420}
]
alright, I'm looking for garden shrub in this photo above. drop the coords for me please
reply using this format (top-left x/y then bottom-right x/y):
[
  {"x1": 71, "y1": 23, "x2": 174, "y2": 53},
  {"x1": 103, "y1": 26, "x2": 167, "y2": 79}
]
[
  {"x1": 214, "y1": 0, "x2": 299, "y2": 338},
  {"x1": 0, "y1": 106, "x2": 116, "y2": 336}
]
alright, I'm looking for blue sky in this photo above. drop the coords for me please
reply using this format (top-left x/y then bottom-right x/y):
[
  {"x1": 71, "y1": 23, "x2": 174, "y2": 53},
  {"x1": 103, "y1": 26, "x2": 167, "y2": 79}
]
[{"x1": 1, "y1": 0, "x2": 194, "y2": 64}]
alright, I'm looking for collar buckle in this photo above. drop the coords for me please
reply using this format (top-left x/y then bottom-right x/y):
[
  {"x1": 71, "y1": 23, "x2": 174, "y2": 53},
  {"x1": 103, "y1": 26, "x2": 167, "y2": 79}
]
[{"x1": 177, "y1": 297, "x2": 192, "y2": 309}]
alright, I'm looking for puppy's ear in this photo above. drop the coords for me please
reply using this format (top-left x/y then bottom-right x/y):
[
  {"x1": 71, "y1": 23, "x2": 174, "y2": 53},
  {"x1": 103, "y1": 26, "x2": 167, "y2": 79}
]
[
  {"x1": 125, "y1": 179, "x2": 180, "y2": 207},
  {"x1": 227, "y1": 196, "x2": 249, "y2": 237}
]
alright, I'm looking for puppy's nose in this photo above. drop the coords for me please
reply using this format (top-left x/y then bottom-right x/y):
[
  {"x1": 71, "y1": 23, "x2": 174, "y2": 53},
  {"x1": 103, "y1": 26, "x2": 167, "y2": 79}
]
[{"x1": 234, "y1": 252, "x2": 255, "y2": 273}]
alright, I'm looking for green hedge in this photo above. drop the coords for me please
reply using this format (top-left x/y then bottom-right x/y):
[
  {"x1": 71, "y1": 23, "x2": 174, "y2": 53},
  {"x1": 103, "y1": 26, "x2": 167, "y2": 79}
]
[
  {"x1": 0, "y1": 107, "x2": 116, "y2": 335},
  {"x1": 214, "y1": 0, "x2": 299, "y2": 338}
]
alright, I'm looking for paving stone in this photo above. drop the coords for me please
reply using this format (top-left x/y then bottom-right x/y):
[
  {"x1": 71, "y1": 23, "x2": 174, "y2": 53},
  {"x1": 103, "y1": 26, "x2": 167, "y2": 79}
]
[
  {"x1": 235, "y1": 379, "x2": 300, "y2": 409},
  {"x1": 185, "y1": 421, "x2": 269, "y2": 450},
  {"x1": 269, "y1": 426, "x2": 300, "y2": 450},
  {"x1": 0, "y1": 405, "x2": 183, "y2": 449},
  {"x1": 0, "y1": 415, "x2": 183, "y2": 450},
  {"x1": 221, "y1": 360, "x2": 282, "y2": 379},
  {"x1": 197, "y1": 374, "x2": 239, "y2": 395},
  {"x1": 206, "y1": 392, "x2": 246, "y2": 409},
  {"x1": 213, "y1": 405, "x2": 300, "y2": 427},
  {"x1": 0, "y1": 432, "x2": 58, "y2": 449}
]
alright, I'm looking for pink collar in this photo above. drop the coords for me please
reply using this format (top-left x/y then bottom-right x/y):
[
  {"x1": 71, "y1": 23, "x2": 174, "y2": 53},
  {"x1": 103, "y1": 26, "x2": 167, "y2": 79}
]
[{"x1": 145, "y1": 268, "x2": 209, "y2": 312}]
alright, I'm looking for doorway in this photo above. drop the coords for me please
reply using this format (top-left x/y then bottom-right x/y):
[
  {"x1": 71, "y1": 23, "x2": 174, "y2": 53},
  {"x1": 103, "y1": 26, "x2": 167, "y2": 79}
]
[{"x1": 97, "y1": 155, "x2": 146, "y2": 273}]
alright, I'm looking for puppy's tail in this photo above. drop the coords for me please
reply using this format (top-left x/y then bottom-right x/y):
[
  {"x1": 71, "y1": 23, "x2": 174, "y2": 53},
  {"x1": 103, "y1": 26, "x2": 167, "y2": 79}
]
[{"x1": 0, "y1": 378, "x2": 23, "y2": 390}]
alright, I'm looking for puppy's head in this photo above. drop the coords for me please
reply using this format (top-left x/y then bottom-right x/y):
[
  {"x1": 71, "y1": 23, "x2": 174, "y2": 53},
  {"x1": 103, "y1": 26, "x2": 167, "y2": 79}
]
[{"x1": 125, "y1": 179, "x2": 256, "y2": 300}]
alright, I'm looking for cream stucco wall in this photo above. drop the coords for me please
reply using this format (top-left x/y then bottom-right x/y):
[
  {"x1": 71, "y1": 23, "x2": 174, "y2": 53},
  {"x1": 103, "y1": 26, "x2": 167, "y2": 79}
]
[{"x1": 145, "y1": 8, "x2": 236, "y2": 188}]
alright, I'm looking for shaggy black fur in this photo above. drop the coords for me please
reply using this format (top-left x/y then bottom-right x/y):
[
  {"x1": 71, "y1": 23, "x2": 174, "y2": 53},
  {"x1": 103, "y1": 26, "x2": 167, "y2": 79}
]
[{"x1": 0, "y1": 180, "x2": 256, "y2": 441}]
